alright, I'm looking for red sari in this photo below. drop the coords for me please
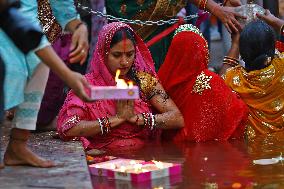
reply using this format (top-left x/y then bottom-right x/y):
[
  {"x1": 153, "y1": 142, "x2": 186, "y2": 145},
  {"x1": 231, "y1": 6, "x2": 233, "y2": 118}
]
[{"x1": 158, "y1": 25, "x2": 248, "y2": 142}]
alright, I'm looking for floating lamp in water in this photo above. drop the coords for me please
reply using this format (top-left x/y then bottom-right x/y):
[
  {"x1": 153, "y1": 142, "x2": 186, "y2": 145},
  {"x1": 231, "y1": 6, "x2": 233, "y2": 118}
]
[
  {"x1": 253, "y1": 153, "x2": 284, "y2": 165},
  {"x1": 89, "y1": 158, "x2": 182, "y2": 182}
]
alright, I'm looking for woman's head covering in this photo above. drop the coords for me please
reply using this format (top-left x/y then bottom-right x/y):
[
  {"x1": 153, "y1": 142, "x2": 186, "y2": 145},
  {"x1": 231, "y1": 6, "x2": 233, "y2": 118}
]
[
  {"x1": 57, "y1": 22, "x2": 158, "y2": 150},
  {"x1": 159, "y1": 24, "x2": 248, "y2": 142}
]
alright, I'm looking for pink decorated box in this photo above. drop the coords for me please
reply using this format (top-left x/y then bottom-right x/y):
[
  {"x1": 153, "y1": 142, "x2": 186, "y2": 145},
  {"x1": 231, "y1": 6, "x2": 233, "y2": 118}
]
[
  {"x1": 91, "y1": 86, "x2": 139, "y2": 100},
  {"x1": 89, "y1": 158, "x2": 182, "y2": 182}
]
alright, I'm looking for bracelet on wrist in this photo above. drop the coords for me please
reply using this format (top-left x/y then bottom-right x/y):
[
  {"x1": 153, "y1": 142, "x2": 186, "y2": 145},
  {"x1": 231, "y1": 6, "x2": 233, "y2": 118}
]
[
  {"x1": 198, "y1": 0, "x2": 208, "y2": 10},
  {"x1": 74, "y1": 22, "x2": 86, "y2": 31}
]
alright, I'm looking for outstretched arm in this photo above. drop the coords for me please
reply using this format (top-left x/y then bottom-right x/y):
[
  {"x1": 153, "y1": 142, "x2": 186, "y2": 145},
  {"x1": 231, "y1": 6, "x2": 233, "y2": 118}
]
[
  {"x1": 188, "y1": 0, "x2": 245, "y2": 33},
  {"x1": 257, "y1": 10, "x2": 284, "y2": 32},
  {"x1": 36, "y1": 46, "x2": 92, "y2": 102},
  {"x1": 219, "y1": 32, "x2": 240, "y2": 76}
]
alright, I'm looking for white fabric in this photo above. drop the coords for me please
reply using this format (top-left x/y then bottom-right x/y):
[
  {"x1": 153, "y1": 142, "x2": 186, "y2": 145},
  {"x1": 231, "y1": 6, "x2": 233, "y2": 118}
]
[{"x1": 13, "y1": 63, "x2": 49, "y2": 130}]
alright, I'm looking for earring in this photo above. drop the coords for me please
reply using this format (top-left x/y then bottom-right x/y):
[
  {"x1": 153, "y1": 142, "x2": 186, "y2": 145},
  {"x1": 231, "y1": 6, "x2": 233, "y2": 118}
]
[{"x1": 265, "y1": 56, "x2": 272, "y2": 66}]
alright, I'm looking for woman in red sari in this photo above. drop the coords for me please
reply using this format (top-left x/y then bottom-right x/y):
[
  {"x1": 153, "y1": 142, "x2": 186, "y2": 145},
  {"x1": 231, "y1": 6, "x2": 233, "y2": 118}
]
[
  {"x1": 158, "y1": 24, "x2": 248, "y2": 142},
  {"x1": 57, "y1": 22, "x2": 184, "y2": 151}
]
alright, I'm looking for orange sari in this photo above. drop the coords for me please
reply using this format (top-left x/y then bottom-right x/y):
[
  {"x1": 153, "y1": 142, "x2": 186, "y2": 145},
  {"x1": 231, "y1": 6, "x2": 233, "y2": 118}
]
[{"x1": 224, "y1": 53, "x2": 284, "y2": 139}]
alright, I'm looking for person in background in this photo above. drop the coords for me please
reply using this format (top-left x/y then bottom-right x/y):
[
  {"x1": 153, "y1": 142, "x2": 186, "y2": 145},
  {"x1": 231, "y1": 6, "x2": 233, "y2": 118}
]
[
  {"x1": 0, "y1": 0, "x2": 91, "y2": 168},
  {"x1": 158, "y1": 24, "x2": 248, "y2": 142},
  {"x1": 106, "y1": 0, "x2": 245, "y2": 70},
  {"x1": 0, "y1": 0, "x2": 44, "y2": 169},
  {"x1": 221, "y1": 19, "x2": 284, "y2": 140}
]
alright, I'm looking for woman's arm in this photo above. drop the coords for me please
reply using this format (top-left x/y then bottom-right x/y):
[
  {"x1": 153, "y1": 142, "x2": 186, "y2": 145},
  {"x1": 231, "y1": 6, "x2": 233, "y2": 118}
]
[
  {"x1": 65, "y1": 20, "x2": 89, "y2": 64},
  {"x1": 219, "y1": 32, "x2": 240, "y2": 76},
  {"x1": 49, "y1": 0, "x2": 89, "y2": 64},
  {"x1": 66, "y1": 116, "x2": 125, "y2": 137},
  {"x1": 36, "y1": 46, "x2": 92, "y2": 102},
  {"x1": 129, "y1": 83, "x2": 184, "y2": 129},
  {"x1": 257, "y1": 10, "x2": 284, "y2": 32},
  {"x1": 188, "y1": 0, "x2": 244, "y2": 33},
  {"x1": 63, "y1": 98, "x2": 133, "y2": 137}
]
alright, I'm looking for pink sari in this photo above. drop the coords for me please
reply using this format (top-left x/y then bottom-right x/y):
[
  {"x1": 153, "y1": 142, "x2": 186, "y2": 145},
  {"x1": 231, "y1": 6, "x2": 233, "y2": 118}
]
[{"x1": 57, "y1": 22, "x2": 157, "y2": 150}]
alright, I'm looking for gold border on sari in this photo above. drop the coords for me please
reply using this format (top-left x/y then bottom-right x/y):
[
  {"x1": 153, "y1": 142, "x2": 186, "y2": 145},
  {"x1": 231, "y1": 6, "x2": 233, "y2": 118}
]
[{"x1": 131, "y1": 0, "x2": 186, "y2": 40}]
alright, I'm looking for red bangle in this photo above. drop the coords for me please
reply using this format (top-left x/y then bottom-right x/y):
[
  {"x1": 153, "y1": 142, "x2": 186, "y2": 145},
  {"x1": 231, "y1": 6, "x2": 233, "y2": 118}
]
[
  {"x1": 276, "y1": 41, "x2": 284, "y2": 53},
  {"x1": 198, "y1": 0, "x2": 207, "y2": 10},
  {"x1": 135, "y1": 114, "x2": 139, "y2": 126}
]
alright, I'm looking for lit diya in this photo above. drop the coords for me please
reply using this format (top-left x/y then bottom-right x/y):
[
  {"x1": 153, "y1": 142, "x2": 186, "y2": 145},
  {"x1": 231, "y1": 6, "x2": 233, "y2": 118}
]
[
  {"x1": 89, "y1": 158, "x2": 182, "y2": 182},
  {"x1": 91, "y1": 69, "x2": 139, "y2": 100}
]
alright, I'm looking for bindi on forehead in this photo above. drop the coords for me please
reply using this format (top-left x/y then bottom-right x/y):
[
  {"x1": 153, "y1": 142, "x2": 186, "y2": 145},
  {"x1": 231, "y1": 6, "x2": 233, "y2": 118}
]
[
  {"x1": 123, "y1": 32, "x2": 127, "y2": 52},
  {"x1": 111, "y1": 39, "x2": 134, "y2": 52}
]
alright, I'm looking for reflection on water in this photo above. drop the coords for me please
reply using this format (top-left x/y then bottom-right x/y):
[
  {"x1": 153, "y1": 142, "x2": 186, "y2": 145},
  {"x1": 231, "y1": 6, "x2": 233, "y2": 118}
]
[{"x1": 91, "y1": 132, "x2": 284, "y2": 189}]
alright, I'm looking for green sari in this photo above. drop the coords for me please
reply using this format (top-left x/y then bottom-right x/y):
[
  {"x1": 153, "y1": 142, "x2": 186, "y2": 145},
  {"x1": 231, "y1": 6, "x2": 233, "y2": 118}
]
[{"x1": 106, "y1": 0, "x2": 186, "y2": 71}]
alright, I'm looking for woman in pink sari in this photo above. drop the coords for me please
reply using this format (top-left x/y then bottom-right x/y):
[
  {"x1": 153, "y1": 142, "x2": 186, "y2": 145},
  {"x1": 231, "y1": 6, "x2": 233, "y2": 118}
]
[{"x1": 57, "y1": 22, "x2": 184, "y2": 151}]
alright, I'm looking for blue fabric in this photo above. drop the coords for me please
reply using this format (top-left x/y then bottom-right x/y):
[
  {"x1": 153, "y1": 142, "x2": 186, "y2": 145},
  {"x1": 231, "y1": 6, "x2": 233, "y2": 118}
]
[
  {"x1": 15, "y1": 91, "x2": 43, "y2": 119},
  {"x1": 50, "y1": 0, "x2": 80, "y2": 30},
  {"x1": 0, "y1": 57, "x2": 4, "y2": 121},
  {"x1": 0, "y1": 0, "x2": 78, "y2": 110}
]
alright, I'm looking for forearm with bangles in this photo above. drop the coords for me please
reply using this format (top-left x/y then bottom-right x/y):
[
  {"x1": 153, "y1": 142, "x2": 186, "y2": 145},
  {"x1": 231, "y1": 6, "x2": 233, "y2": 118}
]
[
  {"x1": 66, "y1": 115, "x2": 124, "y2": 137},
  {"x1": 188, "y1": 0, "x2": 220, "y2": 13},
  {"x1": 65, "y1": 19, "x2": 87, "y2": 33},
  {"x1": 135, "y1": 111, "x2": 184, "y2": 130}
]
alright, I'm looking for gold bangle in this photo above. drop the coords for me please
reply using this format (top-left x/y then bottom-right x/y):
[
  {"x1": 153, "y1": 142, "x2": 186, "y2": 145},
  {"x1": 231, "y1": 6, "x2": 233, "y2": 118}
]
[
  {"x1": 224, "y1": 56, "x2": 239, "y2": 62},
  {"x1": 202, "y1": 0, "x2": 208, "y2": 10},
  {"x1": 223, "y1": 58, "x2": 239, "y2": 64},
  {"x1": 223, "y1": 61, "x2": 236, "y2": 67},
  {"x1": 223, "y1": 60, "x2": 239, "y2": 67}
]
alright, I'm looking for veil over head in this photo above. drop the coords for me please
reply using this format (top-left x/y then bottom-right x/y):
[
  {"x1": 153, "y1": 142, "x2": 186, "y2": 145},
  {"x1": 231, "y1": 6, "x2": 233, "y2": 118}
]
[
  {"x1": 58, "y1": 22, "x2": 158, "y2": 149},
  {"x1": 159, "y1": 24, "x2": 248, "y2": 142}
]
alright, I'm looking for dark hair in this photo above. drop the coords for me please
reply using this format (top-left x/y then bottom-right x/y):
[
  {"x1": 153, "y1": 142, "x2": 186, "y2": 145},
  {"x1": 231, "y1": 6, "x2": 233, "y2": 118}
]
[
  {"x1": 239, "y1": 20, "x2": 276, "y2": 72},
  {"x1": 110, "y1": 27, "x2": 136, "y2": 48},
  {"x1": 110, "y1": 27, "x2": 141, "y2": 86}
]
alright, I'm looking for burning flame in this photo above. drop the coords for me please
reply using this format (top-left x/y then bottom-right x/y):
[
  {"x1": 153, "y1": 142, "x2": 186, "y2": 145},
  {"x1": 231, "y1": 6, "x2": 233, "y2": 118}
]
[
  {"x1": 129, "y1": 160, "x2": 136, "y2": 165},
  {"x1": 115, "y1": 69, "x2": 133, "y2": 89},
  {"x1": 152, "y1": 160, "x2": 164, "y2": 169},
  {"x1": 120, "y1": 165, "x2": 126, "y2": 172},
  {"x1": 110, "y1": 163, "x2": 116, "y2": 170}
]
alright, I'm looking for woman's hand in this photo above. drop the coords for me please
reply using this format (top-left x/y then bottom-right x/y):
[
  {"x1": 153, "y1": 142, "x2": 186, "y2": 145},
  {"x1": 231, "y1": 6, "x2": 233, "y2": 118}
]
[
  {"x1": 65, "y1": 71, "x2": 93, "y2": 102},
  {"x1": 69, "y1": 23, "x2": 89, "y2": 65},
  {"x1": 257, "y1": 10, "x2": 284, "y2": 31},
  {"x1": 212, "y1": 5, "x2": 245, "y2": 33},
  {"x1": 128, "y1": 114, "x2": 145, "y2": 126},
  {"x1": 116, "y1": 100, "x2": 135, "y2": 120},
  {"x1": 35, "y1": 46, "x2": 92, "y2": 102},
  {"x1": 225, "y1": 0, "x2": 242, "y2": 7}
]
